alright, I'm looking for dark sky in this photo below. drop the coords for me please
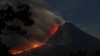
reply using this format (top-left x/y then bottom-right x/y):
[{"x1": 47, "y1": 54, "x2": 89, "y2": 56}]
[{"x1": 46, "y1": 0, "x2": 100, "y2": 39}]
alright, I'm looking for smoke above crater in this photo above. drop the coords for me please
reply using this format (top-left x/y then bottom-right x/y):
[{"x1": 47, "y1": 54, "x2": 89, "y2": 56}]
[{"x1": 0, "y1": 0, "x2": 65, "y2": 55}]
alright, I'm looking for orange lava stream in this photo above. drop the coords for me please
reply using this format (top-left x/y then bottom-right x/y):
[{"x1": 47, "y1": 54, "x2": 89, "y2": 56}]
[
  {"x1": 49, "y1": 25, "x2": 58, "y2": 36},
  {"x1": 9, "y1": 25, "x2": 58, "y2": 55},
  {"x1": 9, "y1": 42, "x2": 46, "y2": 55}
]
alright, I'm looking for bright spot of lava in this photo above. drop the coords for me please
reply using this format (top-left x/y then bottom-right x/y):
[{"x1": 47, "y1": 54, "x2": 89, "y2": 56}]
[{"x1": 49, "y1": 25, "x2": 58, "y2": 35}]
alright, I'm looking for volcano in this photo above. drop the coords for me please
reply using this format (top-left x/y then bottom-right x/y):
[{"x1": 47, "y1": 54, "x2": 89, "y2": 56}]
[{"x1": 17, "y1": 22, "x2": 100, "y2": 56}]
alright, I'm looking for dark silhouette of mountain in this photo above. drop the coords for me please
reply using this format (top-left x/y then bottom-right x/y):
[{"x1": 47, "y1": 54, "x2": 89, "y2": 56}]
[
  {"x1": 58, "y1": 22, "x2": 100, "y2": 51},
  {"x1": 23, "y1": 22, "x2": 100, "y2": 56},
  {"x1": 44, "y1": 22, "x2": 100, "y2": 50},
  {"x1": 57, "y1": 22, "x2": 99, "y2": 53}
]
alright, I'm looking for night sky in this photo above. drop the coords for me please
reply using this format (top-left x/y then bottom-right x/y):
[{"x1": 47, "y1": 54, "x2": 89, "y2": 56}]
[{"x1": 46, "y1": 0, "x2": 100, "y2": 39}]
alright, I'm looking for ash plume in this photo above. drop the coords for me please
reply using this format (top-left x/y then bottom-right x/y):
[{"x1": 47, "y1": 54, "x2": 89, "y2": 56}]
[{"x1": 0, "y1": 0, "x2": 65, "y2": 54}]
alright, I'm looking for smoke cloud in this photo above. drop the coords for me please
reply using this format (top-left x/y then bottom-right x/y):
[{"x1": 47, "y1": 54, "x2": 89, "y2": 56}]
[{"x1": 0, "y1": 0, "x2": 65, "y2": 54}]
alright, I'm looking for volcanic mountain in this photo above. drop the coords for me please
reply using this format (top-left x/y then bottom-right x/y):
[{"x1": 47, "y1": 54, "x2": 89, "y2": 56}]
[{"x1": 17, "y1": 22, "x2": 100, "y2": 56}]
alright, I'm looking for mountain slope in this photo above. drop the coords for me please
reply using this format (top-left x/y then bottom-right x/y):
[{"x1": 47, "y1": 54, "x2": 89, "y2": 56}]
[{"x1": 17, "y1": 22, "x2": 100, "y2": 56}]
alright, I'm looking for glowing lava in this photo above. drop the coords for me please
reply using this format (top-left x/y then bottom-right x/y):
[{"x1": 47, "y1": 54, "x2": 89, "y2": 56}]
[
  {"x1": 9, "y1": 42, "x2": 46, "y2": 55},
  {"x1": 9, "y1": 25, "x2": 58, "y2": 55},
  {"x1": 49, "y1": 25, "x2": 58, "y2": 36}
]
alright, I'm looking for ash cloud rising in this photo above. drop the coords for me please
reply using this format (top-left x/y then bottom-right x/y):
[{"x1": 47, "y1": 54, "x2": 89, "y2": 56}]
[{"x1": 0, "y1": 0, "x2": 65, "y2": 54}]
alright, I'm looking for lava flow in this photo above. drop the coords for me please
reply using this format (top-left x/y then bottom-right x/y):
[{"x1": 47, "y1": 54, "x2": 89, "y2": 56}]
[
  {"x1": 9, "y1": 42, "x2": 46, "y2": 55},
  {"x1": 9, "y1": 25, "x2": 58, "y2": 55},
  {"x1": 49, "y1": 25, "x2": 58, "y2": 36}
]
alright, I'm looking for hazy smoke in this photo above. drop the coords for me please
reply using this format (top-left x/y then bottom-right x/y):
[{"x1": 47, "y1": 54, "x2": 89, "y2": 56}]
[{"x1": 0, "y1": 0, "x2": 65, "y2": 51}]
